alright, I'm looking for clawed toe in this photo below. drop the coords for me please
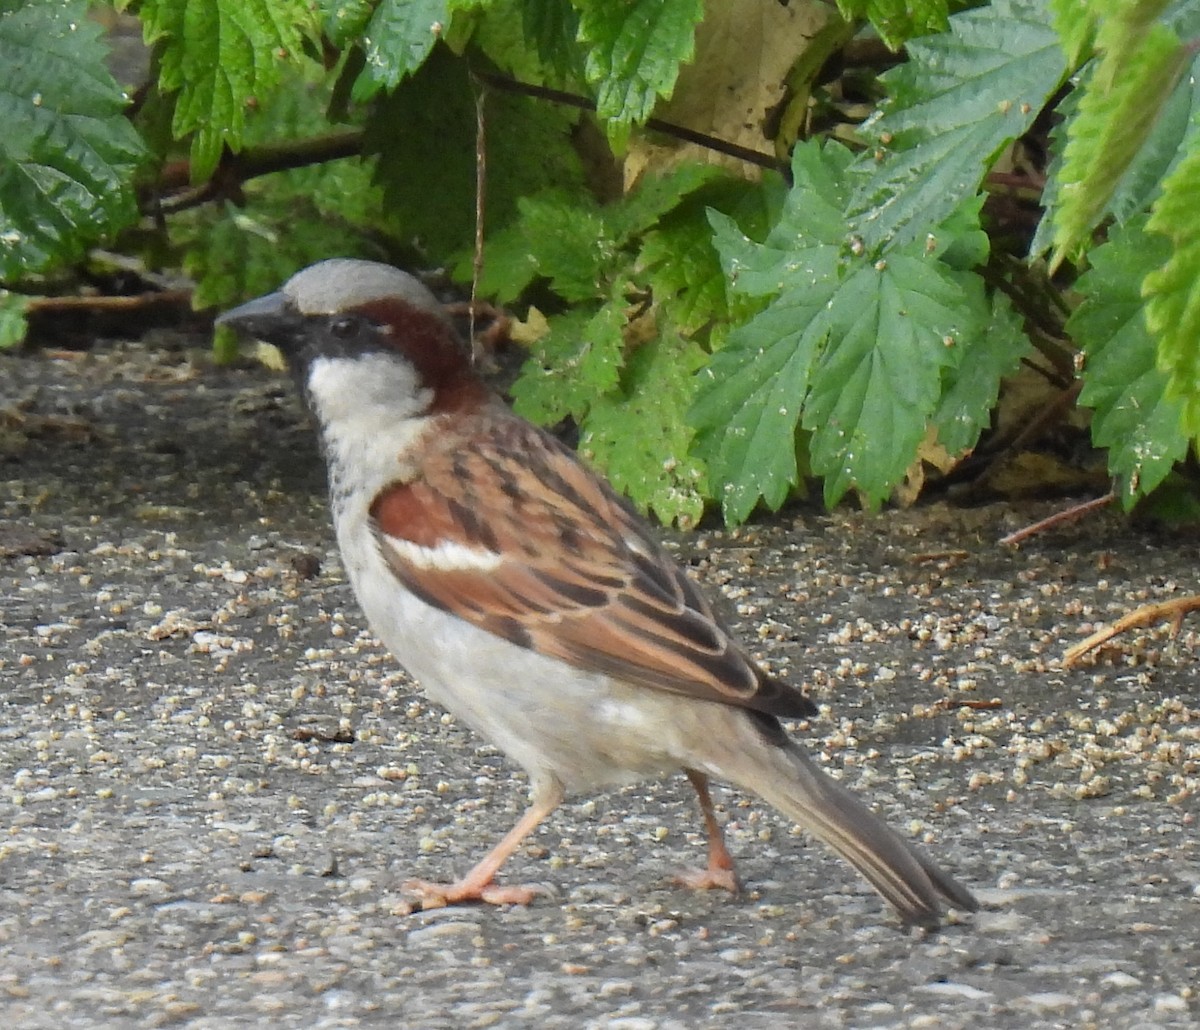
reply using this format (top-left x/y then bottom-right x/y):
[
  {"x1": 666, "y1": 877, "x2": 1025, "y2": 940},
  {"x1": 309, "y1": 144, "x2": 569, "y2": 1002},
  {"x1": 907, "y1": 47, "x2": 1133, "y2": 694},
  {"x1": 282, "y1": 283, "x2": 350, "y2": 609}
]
[
  {"x1": 673, "y1": 865, "x2": 741, "y2": 894},
  {"x1": 401, "y1": 877, "x2": 550, "y2": 909}
]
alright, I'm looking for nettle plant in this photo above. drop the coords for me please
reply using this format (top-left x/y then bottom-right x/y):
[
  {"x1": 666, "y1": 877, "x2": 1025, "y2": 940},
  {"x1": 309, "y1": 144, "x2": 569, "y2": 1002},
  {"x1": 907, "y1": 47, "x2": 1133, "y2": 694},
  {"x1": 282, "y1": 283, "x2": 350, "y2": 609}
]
[{"x1": 2, "y1": 0, "x2": 1198, "y2": 526}]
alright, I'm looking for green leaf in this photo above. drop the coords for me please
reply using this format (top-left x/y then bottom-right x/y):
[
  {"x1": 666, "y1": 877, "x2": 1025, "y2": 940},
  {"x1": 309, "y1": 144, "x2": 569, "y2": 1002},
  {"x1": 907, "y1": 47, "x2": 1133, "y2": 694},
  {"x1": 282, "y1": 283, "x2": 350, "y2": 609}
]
[
  {"x1": 1049, "y1": 17, "x2": 1189, "y2": 268},
  {"x1": 1091, "y1": 0, "x2": 1173, "y2": 92},
  {"x1": 577, "y1": 0, "x2": 705, "y2": 142},
  {"x1": 519, "y1": 195, "x2": 614, "y2": 302},
  {"x1": 465, "y1": 188, "x2": 611, "y2": 303},
  {"x1": 1032, "y1": 25, "x2": 1200, "y2": 255},
  {"x1": 1049, "y1": 0, "x2": 1097, "y2": 66},
  {"x1": 464, "y1": 228, "x2": 542, "y2": 306},
  {"x1": 696, "y1": 141, "x2": 992, "y2": 515},
  {"x1": 0, "y1": 289, "x2": 29, "y2": 348},
  {"x1": 1028, "y1": 83, "x2": 1074, "y2": 257},
  {"x1": 690, "y1": 273, "x2": 831, "y2": 524},
  {"x1": 181, "y1": 201, "x2": 379, "y2": 312},
  {"x1": 606, "y1": 162, "x2": 723, "y2": 244},
  {"x1": 725, "y1": 142, "x2": 852, "y2": 297},
  {"x1": 692, "y1": 220, "x2": 835, "y2": 524},
  {"x1": 850, "y1": 0, "x2": 1066, "y2": 254},
  {"x1": 581, "y1": 329, "x2": 708, "y2": 528},
  {"x1": 1082, "y1": 2, "x2": 1200, "y2": 236},
  {"x1": 1071, "y1": 218, "x2": 1190, "y2": 503},
  {"x1": 464, "y1": 224, "x2": 542, "y2": 306},
  {"x1": 689, "y1": 143, "x2": 858, "y2": 522},
  {"x1": 640, "y1": 213, "x2": 726, "y2": 334},
  {"x1": 635, "y1": 176, "x2": 782, "y2": 337},
  {"x1": 690, "y1": 146, "x2": 851, "y2": 522},
  {"x1": 315, "y1": 0, "x2": 374, "y2": 47},
  {"x1": 640, "y1": 199, "x2": 729, "y2": 335},
  {"x1": 1144, "y1": 147, "x2": 1200, "y2": 438},
  {"x1": 464, "y1": 165, "x2": 723, "y2": 306},
  {"x1": 516, "y1": 0, "x2": 585, "y2": 83},
  {"x1": 802, "y1": 253, "x2": 979, "y2": 508},
  {"x1": 509, "y1": 299, "x2": 625, "y2": 424},
  {"x1": 471, "y1": 0, "x2": 563, "y2": 83},
  {"x1": 0, "y1": 1, "x2": 145, "y2": 279},
  {"x1": 934, "y1": 291, "x2": 1031, "y2": 456},
  {"x1": 1104, "y1": 56, "x2": 1200, "y2": 224},
  {"x1": 174, "y1": 63, "x2": 384, "y2": 312},
  {"x1": 369, "y1": 48, "x2": 585, "y2": 263},
  {"x1": 932, "y1": 193, "x2": 990, "y2": 270},
  {"x1": 141, "y1": 0, "x2": 316, "y2": 181},
  {"x1": 696, "y1": 298, "x2": 825, "y2": 521},
  {"x1": 351, "y1": 0, "x2": 453, "y2": 97},
  {"x1": 834, "y1": 0, "x2": 950, "y2": 50}
]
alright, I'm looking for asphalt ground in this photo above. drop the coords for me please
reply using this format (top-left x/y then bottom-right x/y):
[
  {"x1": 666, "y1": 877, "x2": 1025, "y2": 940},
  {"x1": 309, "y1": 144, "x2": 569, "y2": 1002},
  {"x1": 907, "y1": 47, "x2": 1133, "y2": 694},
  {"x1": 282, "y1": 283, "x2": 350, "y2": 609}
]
[{"x1": 1, "y1": 341, "x2": 1197, "y2": 1028}]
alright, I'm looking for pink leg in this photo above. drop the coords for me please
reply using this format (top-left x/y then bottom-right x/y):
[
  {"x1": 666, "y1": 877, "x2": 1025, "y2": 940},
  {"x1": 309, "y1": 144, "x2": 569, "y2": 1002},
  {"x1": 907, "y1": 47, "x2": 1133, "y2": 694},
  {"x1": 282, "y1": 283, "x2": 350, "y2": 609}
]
[
  {"x1": 674, "y1": 769, "x2": 740, "y2": 894},
  {"x1": 403, "y1": 783, "x2": 563, "y2": 908}
]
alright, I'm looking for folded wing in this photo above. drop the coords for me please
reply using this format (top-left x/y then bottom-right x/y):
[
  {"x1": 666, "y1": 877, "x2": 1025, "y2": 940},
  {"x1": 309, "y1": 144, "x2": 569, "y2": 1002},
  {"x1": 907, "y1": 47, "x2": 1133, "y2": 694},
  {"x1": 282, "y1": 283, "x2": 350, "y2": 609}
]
[{"x1": 370, "y1": 414, "x2": 815, "y2": 720}]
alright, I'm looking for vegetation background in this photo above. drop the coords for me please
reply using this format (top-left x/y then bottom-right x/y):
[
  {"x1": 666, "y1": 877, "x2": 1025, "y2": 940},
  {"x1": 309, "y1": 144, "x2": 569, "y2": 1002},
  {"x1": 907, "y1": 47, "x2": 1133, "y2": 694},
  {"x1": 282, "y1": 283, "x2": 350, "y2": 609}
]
[{"x1": 2, "y1": 0, "x2": 1198, "y2": 528}]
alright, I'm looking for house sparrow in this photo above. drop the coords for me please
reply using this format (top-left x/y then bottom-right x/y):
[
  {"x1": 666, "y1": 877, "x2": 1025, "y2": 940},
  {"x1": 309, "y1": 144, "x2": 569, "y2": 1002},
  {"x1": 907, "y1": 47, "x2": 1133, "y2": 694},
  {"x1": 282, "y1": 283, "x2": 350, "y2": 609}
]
[{"x1": 217, "y1": 259, "x2": 978, "y2": 928}]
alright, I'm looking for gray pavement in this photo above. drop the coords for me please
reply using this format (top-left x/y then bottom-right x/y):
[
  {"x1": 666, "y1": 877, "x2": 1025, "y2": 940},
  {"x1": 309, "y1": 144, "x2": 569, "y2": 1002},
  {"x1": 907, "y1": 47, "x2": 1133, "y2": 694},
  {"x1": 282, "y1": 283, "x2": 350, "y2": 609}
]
[{"x1": 1, "y1": 341, "x2": 1197, "y2": 1028}]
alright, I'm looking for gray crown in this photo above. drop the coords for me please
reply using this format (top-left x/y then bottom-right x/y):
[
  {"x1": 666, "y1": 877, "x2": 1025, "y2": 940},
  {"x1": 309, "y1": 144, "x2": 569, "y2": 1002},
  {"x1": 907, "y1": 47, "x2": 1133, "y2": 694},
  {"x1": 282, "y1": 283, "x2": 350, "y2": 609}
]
[{"x1": 282, "y1": 259, "x2": 443, "y2": 318}]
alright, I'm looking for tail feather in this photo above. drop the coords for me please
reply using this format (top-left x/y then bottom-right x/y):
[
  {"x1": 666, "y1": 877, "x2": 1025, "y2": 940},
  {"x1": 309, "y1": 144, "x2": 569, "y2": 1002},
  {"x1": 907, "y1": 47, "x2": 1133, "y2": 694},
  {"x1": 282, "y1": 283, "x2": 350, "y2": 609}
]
[{"x1": 718, "y1": 738, "x2": 977, "y2": 928}]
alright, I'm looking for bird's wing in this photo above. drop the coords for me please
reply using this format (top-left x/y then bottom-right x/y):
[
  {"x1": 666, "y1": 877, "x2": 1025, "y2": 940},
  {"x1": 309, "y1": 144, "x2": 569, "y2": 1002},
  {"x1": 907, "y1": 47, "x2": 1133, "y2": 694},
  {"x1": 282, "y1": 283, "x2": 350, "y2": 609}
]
[{"x1": 369, "y1": 414, "x2": 815, "y2": 719}]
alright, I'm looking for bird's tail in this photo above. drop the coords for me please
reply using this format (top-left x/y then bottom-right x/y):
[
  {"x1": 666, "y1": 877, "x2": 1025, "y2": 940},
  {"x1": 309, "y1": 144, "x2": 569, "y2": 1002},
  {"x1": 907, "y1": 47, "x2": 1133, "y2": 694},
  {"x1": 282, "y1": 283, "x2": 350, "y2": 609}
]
[{"x1": 713, "y1": 730, "x2": 977, "y2": 928}]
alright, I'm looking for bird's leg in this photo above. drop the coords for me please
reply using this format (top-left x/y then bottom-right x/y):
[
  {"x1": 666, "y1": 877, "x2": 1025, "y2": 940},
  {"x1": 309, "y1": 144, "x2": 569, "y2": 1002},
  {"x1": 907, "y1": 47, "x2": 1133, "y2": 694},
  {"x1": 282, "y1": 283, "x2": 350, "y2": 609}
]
[
  {"x1": 402, "y1": 782, "x2": 563, "y2": 908},
  {"x1": 673, "y1": 769, "x2": 741, "y2": 894}
]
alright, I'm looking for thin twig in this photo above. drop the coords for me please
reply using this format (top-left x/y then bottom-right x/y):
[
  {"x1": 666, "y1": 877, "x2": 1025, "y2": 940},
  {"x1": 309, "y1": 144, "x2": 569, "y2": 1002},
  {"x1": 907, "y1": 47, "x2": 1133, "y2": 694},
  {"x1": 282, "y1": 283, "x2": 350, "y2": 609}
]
[
  {"x1": 1062, "y1": 595, "x2": 1200, "y2": 667},
  {"x1": 141, "y1": 131, "x2": 363, "y2": 214},
  {"x1": 474, "y1": 71, "x2": 787, "y2": 173},
  {"x1": 907, "y1": 549, "x2": 970, "y2": 564},
  {"x1": 931, "y1": 697, "x2": 1004, "y2": 712},
  {"x1": 25, "y1": 290, "x2": 193, "y2": 314},
  {"x1": 998, "y1": 490, "x2": 1116, "y2": 547},
  {"x1": 1003, "y1": 379, "x2": 1084, "y2": 455},
  {"x1": 470, "y1": 71, "x2": 487, "y2": 363},
  {"x1": 138, "y1": 69, "x2": 787, "y2": 221}
]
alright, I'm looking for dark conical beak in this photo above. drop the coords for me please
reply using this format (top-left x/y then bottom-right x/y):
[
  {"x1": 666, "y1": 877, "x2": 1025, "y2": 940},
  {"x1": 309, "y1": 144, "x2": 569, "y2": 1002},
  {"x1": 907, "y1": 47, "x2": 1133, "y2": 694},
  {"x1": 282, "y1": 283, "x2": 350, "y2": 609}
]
[{"x1": 215, "y1": 291, "x2": 304, "y2": 347}]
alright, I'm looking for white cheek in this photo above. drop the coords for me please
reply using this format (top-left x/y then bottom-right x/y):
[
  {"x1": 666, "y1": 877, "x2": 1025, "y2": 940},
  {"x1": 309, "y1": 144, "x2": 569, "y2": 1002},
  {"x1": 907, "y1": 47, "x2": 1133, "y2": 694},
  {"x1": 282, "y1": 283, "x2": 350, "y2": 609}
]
[
  {"x1": 304, "y1": 353, "x2": 434, "y2": 507},
  {"x1": 305, "y1": 352, "x2": 431, "y2": 427}
]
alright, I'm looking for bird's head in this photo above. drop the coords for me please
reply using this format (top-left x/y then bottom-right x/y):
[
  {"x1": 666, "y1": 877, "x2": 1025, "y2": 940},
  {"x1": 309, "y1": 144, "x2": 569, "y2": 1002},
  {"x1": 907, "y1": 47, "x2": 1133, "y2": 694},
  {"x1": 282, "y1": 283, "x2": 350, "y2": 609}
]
[{"x1": 217, "y1": 259, "x2": 483, "y2": 419}]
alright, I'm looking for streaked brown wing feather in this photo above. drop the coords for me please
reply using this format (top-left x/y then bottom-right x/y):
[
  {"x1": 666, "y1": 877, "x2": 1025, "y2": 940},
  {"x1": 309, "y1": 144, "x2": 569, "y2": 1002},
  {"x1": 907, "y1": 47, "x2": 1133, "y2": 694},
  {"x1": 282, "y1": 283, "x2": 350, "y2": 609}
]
[{"x1": 370, "y1": 413, "x2": 816, "y2": 719}]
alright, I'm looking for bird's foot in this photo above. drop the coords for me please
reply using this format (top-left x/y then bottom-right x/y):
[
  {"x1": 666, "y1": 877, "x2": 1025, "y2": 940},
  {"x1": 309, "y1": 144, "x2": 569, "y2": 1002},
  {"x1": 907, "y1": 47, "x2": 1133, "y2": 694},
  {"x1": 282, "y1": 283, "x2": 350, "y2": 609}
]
[
  {"x1": 401, "y1": 877, "x2": 549, "y2": 909},
  {"x1": 672, "y1": 864, "x2": 740, "y2": 894}
]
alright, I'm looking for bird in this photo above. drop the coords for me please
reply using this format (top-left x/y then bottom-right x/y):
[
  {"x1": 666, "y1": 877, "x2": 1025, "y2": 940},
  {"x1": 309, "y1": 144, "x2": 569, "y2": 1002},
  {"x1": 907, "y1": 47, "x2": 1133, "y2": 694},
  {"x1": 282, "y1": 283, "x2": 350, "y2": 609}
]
[{"x1": 217, "y1": 258, "x2": 978, "y2": 928}]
